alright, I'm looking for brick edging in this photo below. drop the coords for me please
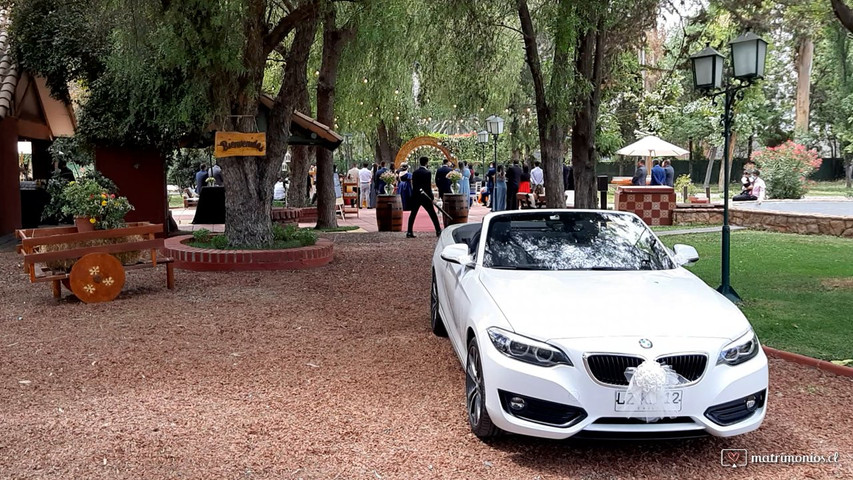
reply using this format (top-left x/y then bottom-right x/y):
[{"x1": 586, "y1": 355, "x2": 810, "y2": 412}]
[
  {"x1": 763, "y1": 346, "x2": 853, "y2": 377},
  {"x1": 163, "y1": 235, "x2": 333, "y2": 271}
]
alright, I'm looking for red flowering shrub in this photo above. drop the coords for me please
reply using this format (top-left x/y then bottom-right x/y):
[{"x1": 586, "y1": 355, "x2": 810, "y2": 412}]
[{"x1": 750, "y1": 141, "x2": 822, "y2": 199}]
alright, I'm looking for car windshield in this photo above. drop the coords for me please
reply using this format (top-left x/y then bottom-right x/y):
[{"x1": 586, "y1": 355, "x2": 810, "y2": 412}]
[{"x1": 483, "y1": 211, "x2": 676, "y2": 271}]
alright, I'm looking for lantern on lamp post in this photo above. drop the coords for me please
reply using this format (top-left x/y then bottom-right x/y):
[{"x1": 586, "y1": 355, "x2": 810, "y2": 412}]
[
  {"x1": 485, "y1": 115, "x2": 504, "y2": 170},
  {"x1": 690, "y1": 32, "x2": 768, "y2": 303},
  {"x1": 476, "y1": 130, "x2": 489, "y2": 173}
]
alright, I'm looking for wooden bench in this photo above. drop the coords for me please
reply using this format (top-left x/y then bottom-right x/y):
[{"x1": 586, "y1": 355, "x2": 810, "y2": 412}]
[
  {"x1": 516, "y1": 192, "x2": 547, "y2": 209},
  {"x1": 16, "y1": 222, "x2": 174, "y2": 303}
]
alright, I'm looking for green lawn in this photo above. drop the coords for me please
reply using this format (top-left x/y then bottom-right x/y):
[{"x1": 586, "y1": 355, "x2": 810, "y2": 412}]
[
  {"x1": 660, "y1": 230, "x2": 853, "y2": 361},
  {"x1": 168, "y1": 194, "x2": 184, "y2": 208},
  {"x1": 807, "y1": 179, "x2": 853, "y2": 197}
]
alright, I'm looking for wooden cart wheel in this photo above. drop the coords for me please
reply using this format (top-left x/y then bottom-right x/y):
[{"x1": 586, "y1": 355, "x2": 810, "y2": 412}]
[{"x1": 69, "y1": 253, "x2": 126, "y2": 303}]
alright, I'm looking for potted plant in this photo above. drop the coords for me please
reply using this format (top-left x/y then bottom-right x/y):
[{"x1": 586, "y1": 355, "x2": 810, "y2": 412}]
[
  {"x1": 379, "y1": 170, "x2": 398, "y2": 195},
  {"x1": 674, "y1": 175, "x2": 699, "y2": 203},
  {"x1": 446, "y1": 170, "x2": 463, "y2": 193},
  {"x1": 60, "y1": 178, "x2": 134, "y2": 231}
]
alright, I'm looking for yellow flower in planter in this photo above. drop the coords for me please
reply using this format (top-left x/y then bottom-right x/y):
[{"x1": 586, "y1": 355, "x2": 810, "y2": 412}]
[
  {"x1": 89, "y1": 218, "x2": 96, "y2": 224},
  {"x1": 101, "y1": 200, "x2": 107, "y2": 206}
]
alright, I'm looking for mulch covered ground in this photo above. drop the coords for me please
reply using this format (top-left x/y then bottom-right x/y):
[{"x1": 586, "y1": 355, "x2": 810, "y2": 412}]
[{"x1": 1, "y1": 232, "x2": 851, "y2": 479}]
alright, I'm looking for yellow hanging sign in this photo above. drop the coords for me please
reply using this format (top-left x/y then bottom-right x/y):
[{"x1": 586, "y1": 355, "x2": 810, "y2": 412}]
[{"x1": 214, "y1": 132, "x2": 267, "y2": 157}]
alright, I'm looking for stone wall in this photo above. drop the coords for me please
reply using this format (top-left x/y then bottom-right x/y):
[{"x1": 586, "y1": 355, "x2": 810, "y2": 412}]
[
  {"x1": 673, "y1": 204, "x2": 853, "y2": 237},
  {"x1": 673, "y1": 206, "x2": 723, "y2": 226},
  {"x1": 730, "y1": 209, "x2": 853, "y2": 237}
]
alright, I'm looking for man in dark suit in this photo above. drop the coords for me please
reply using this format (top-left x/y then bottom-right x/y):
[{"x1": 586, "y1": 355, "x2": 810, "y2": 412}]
[
  {"x1": 407, "y1": 156, "x2": 442, "y2": 238},
  {"x1": 563, "y1": 163, "x2": 574, "y2": 191},
  {"x1": 631, "y1": 160, "x2": 647, "y2": 186},
  {"x1": 505, "y1": 159, "x2": 523, "y2": 210},
  {"x1": 375, "y1": 161, "x2": 388, "y2": 194},
  {"x1": 435, "y1": 159, "x2": 453, "y2": 198},
  {"x1": 484, "y1": 162, "x2": 496, "y2": 206}
]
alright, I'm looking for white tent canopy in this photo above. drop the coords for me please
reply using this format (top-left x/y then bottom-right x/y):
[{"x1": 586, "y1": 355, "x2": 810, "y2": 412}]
[{"x1": 616, "y1": 135, "x2": 688, "y2": 158}]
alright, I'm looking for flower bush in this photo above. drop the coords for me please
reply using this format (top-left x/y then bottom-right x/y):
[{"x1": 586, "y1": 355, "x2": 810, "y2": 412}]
[
  {"x1": 60, "y1": 178, "x2": 134, "y2": 229},
  {"x1": 750, "y1": 141, "x2": 822, "y2": 199}
]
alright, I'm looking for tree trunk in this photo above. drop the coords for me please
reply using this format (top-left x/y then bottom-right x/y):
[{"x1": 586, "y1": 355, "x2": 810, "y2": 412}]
[
  {"x1": 831, "y1": 0, "x2": 853, "y2": 34},
  {"x1": 287, "y1": 147, "x2": 313, "y2": 207},
  {"x1": 315, "y1": 6, "x2": 354, "y2": 229},
  {"x1": 283, "y1": 20, "x2": 319, "y2": 209},
  {"x1": 795, "y1": 36, "x2": 814, "y2": 134},
  {"x1": 718, "y1": 132, "x2": 737, "y2": 190},
  {"x1": 517, "y1": 0, "x2": 569, "y2": 209},
  {"x1": 220, "y1": 1, "x2": 276, "y2": 247},
  {"x1": 375, "y1": 120, "x2": 396, "y2": 167},
  {"x1": 571, "y1": 23, "x2": 605, "y2": 209}
]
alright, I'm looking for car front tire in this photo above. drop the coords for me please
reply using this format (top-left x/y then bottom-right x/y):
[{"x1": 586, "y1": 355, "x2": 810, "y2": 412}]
[
  {"x1": 430, "y1": 269, "x2": 448, "y2": 337},
  {"x1": 466, "y1": 337, "x2": 500, "y2": 439}
]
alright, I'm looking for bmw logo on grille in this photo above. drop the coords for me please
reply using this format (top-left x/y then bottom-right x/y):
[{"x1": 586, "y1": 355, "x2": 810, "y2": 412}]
[{"x1": 639, "y1": 338, "x2": 653, "y2": 349}]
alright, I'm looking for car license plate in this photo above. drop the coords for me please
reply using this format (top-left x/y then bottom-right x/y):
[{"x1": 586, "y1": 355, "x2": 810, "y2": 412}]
[{"x1": 614, "y1": 389, "x2": 683, "y2": 412}]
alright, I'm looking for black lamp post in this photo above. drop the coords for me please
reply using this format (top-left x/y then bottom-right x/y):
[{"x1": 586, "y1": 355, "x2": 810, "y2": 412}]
[
  {"x1": 485, "y1": 115, "x2": 504, "y2": 170},
  {"x1": 690, "y1": 32, "x2": 767, "y2": 303},
  {"x1": 476, "y1": 130, "x2": 489, "y2": 173}
]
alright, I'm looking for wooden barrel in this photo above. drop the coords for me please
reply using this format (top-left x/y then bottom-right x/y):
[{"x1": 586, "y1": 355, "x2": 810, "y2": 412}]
[
  {"x1": 376, "y1": 195, "x2": 403, "y2": 231},
  {"x1": 442, "y1": 193, "x2": 469, "y2": 227}
]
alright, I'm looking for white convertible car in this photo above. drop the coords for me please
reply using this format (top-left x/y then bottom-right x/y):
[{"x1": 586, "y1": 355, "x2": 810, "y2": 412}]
[{"x1": 431, "y1": 210, "x2": 768, "y2": 440}]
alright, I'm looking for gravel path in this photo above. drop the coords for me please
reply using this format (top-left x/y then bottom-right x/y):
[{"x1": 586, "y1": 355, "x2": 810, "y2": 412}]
[{"x1": 1, "y1": 233, "x2": 851, "y2": 479}]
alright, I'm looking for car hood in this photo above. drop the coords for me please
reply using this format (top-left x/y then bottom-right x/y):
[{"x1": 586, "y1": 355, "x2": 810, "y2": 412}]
[{"x1": 479, "y1": 268, "x2": 748, "y2": 341}]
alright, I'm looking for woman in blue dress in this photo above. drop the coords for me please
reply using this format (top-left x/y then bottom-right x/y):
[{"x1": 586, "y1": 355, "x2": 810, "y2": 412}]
[
  {"x1": 492, "y1": 165, "x2": 507, "y2": 211},
  {"x1": 459, "y1": 161, "x2": 471, "y2": 206},
  {"x1": 397, "y1": 165, "x2": 413, "y2": 210}
]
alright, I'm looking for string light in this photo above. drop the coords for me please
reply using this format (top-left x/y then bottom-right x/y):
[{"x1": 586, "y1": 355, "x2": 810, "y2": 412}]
[
  {"x1": 363, "y1": 78, "x2": 368, "y2": 84},
  {"x1": 394, "y1": 89, "x2": 399, "y2": 95},
  {"x1": 314, "y1": 70, "x2": 320, "y2": 76}
]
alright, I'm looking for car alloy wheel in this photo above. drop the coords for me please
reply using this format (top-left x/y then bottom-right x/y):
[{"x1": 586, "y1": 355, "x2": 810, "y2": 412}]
[
  {"x1": 430, "y1": 269, "x2": 447, "y2": 337},
  {"x1": 465, "y1": 337, "x2": 499, "y2": 438}
]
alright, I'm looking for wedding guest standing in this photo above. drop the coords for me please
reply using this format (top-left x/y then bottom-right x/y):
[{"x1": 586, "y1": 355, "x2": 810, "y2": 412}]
[
  {"x1": 492, "y1": 165, "x2": 507, "y2": 212},
  {"x1": 358, "y1": 162, "x2": 372, "y2": 208},
  {"x1": 506, "y1": 159, "x2": 522, "y2": 210},
  {"x1": 406, "y1": 156, "x2": 442, "y2": 238},
  {"x1": 460, "y1": 161, "x2": 471, "y2": 205},
  {"x1": 435, "y1": 159, "x2": 453, "y2": 198}
]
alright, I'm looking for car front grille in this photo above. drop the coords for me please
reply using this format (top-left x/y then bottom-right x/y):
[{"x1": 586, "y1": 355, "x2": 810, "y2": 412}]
[
  {"x1": 586, "y1": 354, "x2": 709, "y2": 386},
  {"x1": 586, "y1": 354, "x2": 643, "y2": 386}
]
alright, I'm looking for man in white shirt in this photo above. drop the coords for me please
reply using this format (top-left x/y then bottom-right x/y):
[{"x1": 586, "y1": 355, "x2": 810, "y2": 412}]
[
  {"x1": 273, "y1": 178, "x2": 286, "y2": 201},
  {"x1": 529, "y1": 161, "x2": 545, "y2": 207},
  {"x1": 750, "y1": 170, "x2": 766, "y2": 204},
  {"x1": 346, "y1": 163, "x2": 361, "y2": 207},
  {"x1": 358, "y1": 162, "x2": 372, "y2": 208},
  {"x1": 733, "y1": 169, "x2": 766, "y2": 204}
]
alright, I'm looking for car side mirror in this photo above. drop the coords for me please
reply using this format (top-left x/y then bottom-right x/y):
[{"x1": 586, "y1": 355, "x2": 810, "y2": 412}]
[
  {"x1": 441, "y1": 244, "x2": 473, "y2": 267},
  {"x1": 673, "y1": 244, "x2": 699, "y2": 267}
]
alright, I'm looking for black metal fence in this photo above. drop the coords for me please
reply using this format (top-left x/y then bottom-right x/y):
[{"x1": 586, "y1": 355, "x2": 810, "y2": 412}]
[{"x1": 597, "y1": 158, "x2": 848, "y2": 184}]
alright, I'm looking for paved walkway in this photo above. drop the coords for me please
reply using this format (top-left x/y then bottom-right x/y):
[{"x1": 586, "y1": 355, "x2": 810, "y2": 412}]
[
  {"x1": 171, "y1": 202, "x2": 497, "y2": 233},
  {"x1": 655, "y1": 225, "x2": 746, "y2": 236},
  {"x1": 732, "y1": 199, "x2": 853, "y2": 217}
]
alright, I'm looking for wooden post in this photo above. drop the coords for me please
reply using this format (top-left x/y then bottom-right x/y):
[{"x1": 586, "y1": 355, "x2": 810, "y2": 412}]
[
  {"x1": 166, "y1": 263, "x2": 175, "y2": 290},
  {"x1": 51, "y1": 280, "x2": 61, "y2": 299}
]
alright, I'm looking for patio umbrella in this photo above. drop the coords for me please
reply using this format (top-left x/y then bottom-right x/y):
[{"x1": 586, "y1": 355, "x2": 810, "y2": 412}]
[{"x1": 616, "y1": 135, "x2": 688, "y2": 181}]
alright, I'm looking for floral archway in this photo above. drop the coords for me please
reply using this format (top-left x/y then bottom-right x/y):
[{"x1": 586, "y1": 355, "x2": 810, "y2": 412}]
[{"x1": 394, "y1": 136, "x2": 454, "y2": 168}]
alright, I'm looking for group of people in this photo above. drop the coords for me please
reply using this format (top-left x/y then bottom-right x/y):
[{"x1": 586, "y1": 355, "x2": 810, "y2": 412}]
[
  {"x1": 193, "y1": 163, "x2": 224, "y2": 194},
  {"x1": 479, "y1": 159, "x2": 574, "y2": 212},
  {"x1": 631, "y1": 159, "x2": 675, "y2": 187}
]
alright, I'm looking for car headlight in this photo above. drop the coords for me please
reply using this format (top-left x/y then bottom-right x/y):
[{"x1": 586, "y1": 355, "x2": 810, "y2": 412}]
[
  {"x1": 487, "y1": 327, "x2": 573, "y2": 367},
  {"x1": 717, "y1": 330, "x2": 760, "y2": 366}
]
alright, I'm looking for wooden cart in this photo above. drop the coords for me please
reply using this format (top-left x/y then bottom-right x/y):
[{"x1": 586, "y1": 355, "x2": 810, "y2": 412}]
[{"x1": 15, "y1": 222, "x2": 174, "y2": 303}]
